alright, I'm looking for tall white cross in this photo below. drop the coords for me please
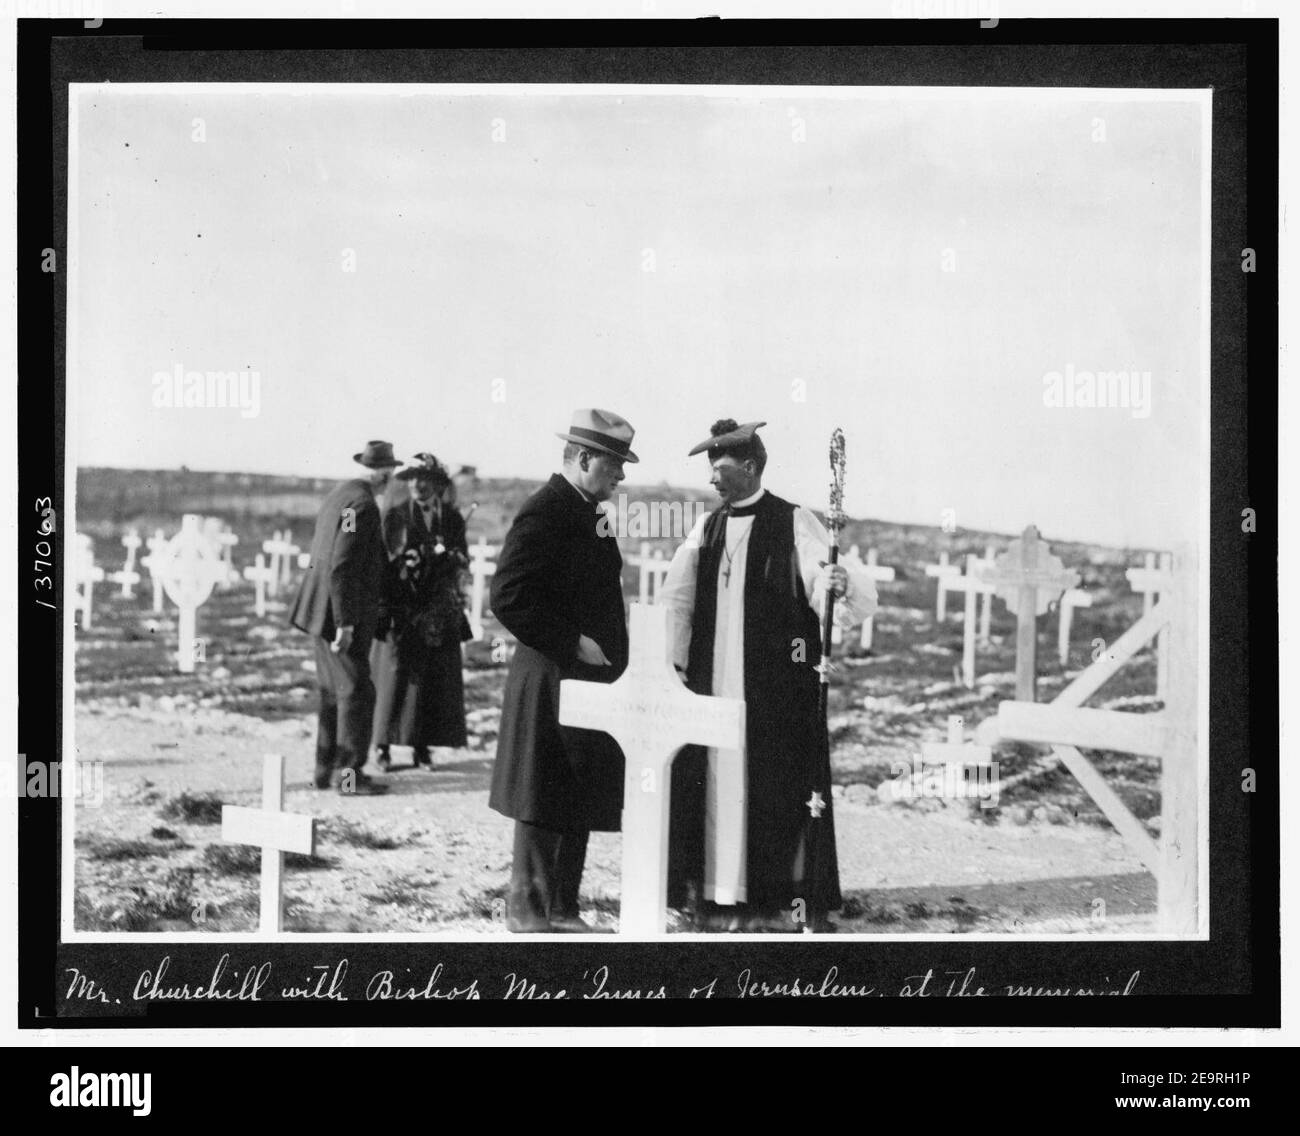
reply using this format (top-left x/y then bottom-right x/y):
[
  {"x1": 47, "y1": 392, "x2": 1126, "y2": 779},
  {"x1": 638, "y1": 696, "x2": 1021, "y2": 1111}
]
[
  {"x1": 140, "y1": 528, "x2": 168, "y2": 613},
  {"x1": 243, "y1": 553, "x2": 276, "y2": 618},
  {"x1": 112, "y1": 529, "x2": 143, "y2": 598},
  {"x1": 467, "y1": 536, "x2": 498, "y2": 640},
  {"x1": 832, "y1": 546, "x2": 894, "y2": 650},
  {"x1": 976, "y1": 543, "x2": 996, "y2": 643},
  {"x1": 217, "y1": 529, "x2": 240, "y2": 589},
  {"x1": 1126, "y1": 552, "x2": 1172, "y2": 698},
  {"x1": 558, "y1": 603, "x2": 746, "y2": 935},
  {"x1": 156, "y1": 514, "x2": 228, "y2": 673},
  {"x1": 925, "y1": 551, "x2": 962, "y2": 622},
  {"x1": 73, "y1": 535, "x2": 105, "y2": 630},
  {"x1": 943, "y1": 553, "x2": 998, "y2": 688},
  {"x1": 262, "y1": 531, "x2": 297, "y2": 598},
  {"x1": 220, "y1": 754, "x2": 317, "y2": 934},
  {"x1": 1056, "y1": 587, "x2": 1094, "y2": 667},
  {"x1": 975, "y1": 525, "x2": 1079, "y2": 702}
]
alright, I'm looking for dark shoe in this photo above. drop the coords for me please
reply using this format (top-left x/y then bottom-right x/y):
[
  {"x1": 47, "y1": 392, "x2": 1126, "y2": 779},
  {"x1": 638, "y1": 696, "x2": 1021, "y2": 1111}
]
[
  {"x1": 802, "y1": 912, "x2": 839, "y2": 935},
  {"x1": 506, "y1": 914, "x2": 553, "y2": 933},
  {"x1": 335, "y1": 770, "x2": 389, "y2": 796},
  {"x1": 550, "y1": 914, "x2": 596, "y2": 933},
  {"x1": 313, "y1": 767, "x2": 332, "y2": 790},
  {"x1": 412, "y1": 747, "x2": 431, "y2": 769},
  {"x1": 374, "y1": 746, "x2": 391, "y2": 773}
]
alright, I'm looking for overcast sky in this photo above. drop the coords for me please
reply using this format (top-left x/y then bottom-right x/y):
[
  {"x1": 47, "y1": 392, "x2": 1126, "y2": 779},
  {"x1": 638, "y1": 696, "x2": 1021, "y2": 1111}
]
[{"x1": 70, "y1": 84, "x2": 1207, "y2": 548}]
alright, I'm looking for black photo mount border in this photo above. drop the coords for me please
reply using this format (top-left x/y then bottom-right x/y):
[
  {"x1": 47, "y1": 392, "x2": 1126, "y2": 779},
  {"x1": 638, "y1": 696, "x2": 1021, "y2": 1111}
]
[{"x1": 18, "y1": 15, "x2": 1279, "y2": 1030}]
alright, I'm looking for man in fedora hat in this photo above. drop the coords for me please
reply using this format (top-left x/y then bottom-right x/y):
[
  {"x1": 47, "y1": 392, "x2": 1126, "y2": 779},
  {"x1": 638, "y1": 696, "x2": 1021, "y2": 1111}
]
[
  {"x1": 660, "y1": 418, "x2": 878, "y2": 931},
  {"x1": 488, "y1": 409, "x2": 636, "y2": 931},
  {"x1": 290, "y1": 440, "x2": 402, "y2": 795}
]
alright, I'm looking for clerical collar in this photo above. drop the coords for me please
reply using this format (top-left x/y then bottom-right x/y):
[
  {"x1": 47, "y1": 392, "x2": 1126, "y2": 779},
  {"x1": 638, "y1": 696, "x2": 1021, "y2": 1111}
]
[{"x1": 725, "y1": 488, "x2": 766, "y2": 518}]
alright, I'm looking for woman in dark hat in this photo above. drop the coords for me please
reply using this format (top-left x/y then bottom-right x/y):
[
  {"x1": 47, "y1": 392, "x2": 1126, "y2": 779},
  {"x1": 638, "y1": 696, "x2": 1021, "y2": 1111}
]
[{"x1": 370, "y1": 452, "x2": 471, "y2": 768}]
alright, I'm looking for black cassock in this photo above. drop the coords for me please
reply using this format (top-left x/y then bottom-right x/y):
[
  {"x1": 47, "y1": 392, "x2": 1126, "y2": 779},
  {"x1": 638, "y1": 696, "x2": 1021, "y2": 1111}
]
[
  {"x1": 370, "y1": 499, "x2": 470, "y2": 751},
  {"x1": 666, "y1": 491, "x2": 842, "y2": 914}
]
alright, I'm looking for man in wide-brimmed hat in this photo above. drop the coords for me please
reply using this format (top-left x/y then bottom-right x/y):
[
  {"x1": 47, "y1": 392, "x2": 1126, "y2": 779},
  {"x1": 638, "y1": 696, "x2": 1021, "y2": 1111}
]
[
  {"x1": 370, "y1": 452, "x2": 471, "y2": 772},
  {"x1": 488, "y1": 409, "x2": 637, "y2": 931},
  {"x1": 290, "y1": 440, "x2": 403, "y2": 795},
  {"x1": 659, "y1": 418, "x2": 878, "y2": 931}
]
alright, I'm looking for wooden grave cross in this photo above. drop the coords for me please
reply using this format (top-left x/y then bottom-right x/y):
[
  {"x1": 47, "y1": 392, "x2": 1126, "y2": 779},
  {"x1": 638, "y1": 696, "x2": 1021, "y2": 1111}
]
[
  {"x1": 156, "y1": 513, "x2": 228, "y2": 673},
  {"x1": 976, "y1": 525, "x2": 1079, "y2": 701},
  {"x1": 558, "y1": 602, "x2": 746, "y2": 935},
  {"x1": 925, "y1": 551, "x2": 962, "y2": 622},
  {"x1": 629, "y1": 542, "x2": 671, "y2": 605},
  {"x1": 975, "y1": 543, "x2": 996, "y2": 644},
  {"x1": 112, "y1": 529, "x2": 143, "y2": 598},
  {"x1": 943, "y1": 553, "x2": 998, "y2": 688},
  {"x1": 220, "y1": 754, "x2": 316, "y2": 933},
  {"x1": 261, "y1": 530, "x2": 296, "y2": 598},
  {"x1": 216, "y1": 528, "x2": 240, "y2": 589},
  {"x1": 1126, "y1": 552, "x2": 1172, "y2": 698},
  {"x1": 243, "y1": 553, "x2": 276, "y2": 618},
  {"x1": 1056, "y1": 587, "x2": 1093, "y2": 667},
  {"x1": 919, "y1": 714, "x2": 995, "y2": 805},
  {"x1": 467, "y1": 536, "x2": 498, "y2": 640},
  {"x1": 831, "y1": 546, "x2": 895, "y2": 650},
  {"x1": 73, "y1": 535, "x2": 106, "y2": 630},
  {"x1": 139, "y1": 528, "x2": 168, "y2": 613}
]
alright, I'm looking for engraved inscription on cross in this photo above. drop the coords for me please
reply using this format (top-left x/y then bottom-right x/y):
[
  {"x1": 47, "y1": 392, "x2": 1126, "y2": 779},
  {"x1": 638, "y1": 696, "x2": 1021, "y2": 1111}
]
[
  {"x1": 558, "y1": 603, "x2": 745, "y2": 935},
  {"x1": 975, "y1": 524, "x2": 1079, "y2": 701}
]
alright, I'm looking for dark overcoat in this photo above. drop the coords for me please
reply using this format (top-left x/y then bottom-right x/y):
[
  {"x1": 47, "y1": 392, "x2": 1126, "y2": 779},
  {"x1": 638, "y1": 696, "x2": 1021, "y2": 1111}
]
[
  {"x1": 488, "y1": 473, "x2": 628, "y2": 832},
  {"x1": 370, "y1": 498, "x2": 470, "y2": 749},
  {"x1": 288, "y1": 478, "x2": 384, "y2": 643}
]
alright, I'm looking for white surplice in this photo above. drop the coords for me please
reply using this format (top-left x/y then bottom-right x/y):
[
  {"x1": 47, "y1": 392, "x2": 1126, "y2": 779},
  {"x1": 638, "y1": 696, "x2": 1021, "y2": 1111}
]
[{"x1": 658, "y1": 488, "x2": 879, "y2": 904}]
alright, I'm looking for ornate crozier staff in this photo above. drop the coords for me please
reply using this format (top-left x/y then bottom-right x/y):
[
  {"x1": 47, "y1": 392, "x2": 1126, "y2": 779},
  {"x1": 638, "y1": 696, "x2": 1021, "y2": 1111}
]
[{"x1": 817, "y1": 428, "x2": 847, "y2": 719}]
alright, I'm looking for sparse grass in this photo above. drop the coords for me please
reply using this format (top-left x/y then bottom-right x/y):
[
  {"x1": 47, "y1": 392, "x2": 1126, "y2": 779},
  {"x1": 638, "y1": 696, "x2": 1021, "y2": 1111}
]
[
  {"x1": 317, "y1": 815, "x2": 405, "y2": 850},
  {"x1": 159, "y1": 790, "x2": 225, "y2": 825},
  {"x1": 79, "y1": 835, "x2": 173, "y2": 861},
  {"x1": 77, "y1": 867, "x2": 201, "y2": 931}
]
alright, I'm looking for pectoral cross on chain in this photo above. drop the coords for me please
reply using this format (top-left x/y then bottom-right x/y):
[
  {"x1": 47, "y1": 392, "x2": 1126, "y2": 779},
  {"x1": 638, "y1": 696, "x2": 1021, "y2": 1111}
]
[{"x1": 806, "y1": 791, "x2": 826, "y2": 818}]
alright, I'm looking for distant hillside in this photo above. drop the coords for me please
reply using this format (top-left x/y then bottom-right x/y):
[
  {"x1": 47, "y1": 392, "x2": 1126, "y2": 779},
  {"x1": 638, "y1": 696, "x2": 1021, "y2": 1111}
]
[{"x1": 73, "y1": 466, "x2": 1138, "y2": 571}]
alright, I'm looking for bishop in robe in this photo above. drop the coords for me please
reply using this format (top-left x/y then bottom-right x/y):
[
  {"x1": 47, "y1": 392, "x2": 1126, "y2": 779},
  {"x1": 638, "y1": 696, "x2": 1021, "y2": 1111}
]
[{"x1": 660, "y1": 418, "x2": 877, "y2": 931}]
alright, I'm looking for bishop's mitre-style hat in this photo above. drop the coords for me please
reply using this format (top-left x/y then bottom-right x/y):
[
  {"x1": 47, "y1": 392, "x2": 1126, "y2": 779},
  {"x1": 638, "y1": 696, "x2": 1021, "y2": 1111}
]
[
  {"x1": 688, "y1": 419, "x2": 768, "y2": 457},
  {"x1": 556, "y1": 408, "x2": 640, "y2": 463}
]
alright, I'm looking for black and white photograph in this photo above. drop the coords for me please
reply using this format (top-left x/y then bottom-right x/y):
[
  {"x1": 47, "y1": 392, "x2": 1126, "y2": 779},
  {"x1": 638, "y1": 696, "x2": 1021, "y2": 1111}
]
[{"x1": 12, "y1": 11, "x2": 1282, "y2": 1039}]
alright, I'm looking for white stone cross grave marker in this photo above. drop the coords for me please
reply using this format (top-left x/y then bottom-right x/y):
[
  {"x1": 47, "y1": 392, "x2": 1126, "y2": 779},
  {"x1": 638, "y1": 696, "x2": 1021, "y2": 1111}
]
[
  {"x1": 112, "y1": 529, "x2": 143, "y2": 598},
  {"x1": 73, "y1": 534, "x2": 106, "y2": 630},
  {"x1": 558, "y1": 603, "x2": 746, "y2": 935},
  {"x1": 1126, "y1": 552, "x2": 1172, "y2": 698},
  {"x1": 1056, "y1": 587, "x2": 1093, "y2": 667},
  {"x1": 156, "y1": 513, "x2": 228, "y2": 673},
  {"x1": 977, "y1": 525, "x2": 1079, "y2": 702},
  {"x1": 925, "y1": 551, "x2": 962, "y2": 622},
  {"x1": 140, "y1": 528, "x2": 168, "y2": 613},
  {"x1": 243, "y1": 553, "x2": 276, "y2": 618},
  {"x1": 468, "y1": 535, "x2": 498, "y2": 640},
  {"x1": 220, "y1": 754, "x2": 316, "y2": 933},
  {"x1": 629, "y1": 542, "x2": 671, "y2": 605}
]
